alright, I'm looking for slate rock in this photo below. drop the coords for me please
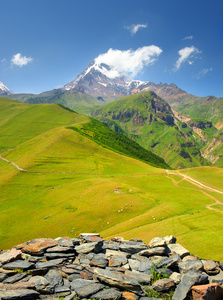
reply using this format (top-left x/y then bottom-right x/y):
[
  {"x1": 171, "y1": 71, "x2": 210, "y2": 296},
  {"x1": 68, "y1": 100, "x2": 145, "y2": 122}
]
[
  {"x1": 105, "y1": 249, "x2": 131, "y2": 259},
  {"x1": 163, "y1": 235, "x2": 177, "y2": 244},
  {"x1": 119, "y1": 244, "x2": 147, "y2": 254},
  {"x1": 64, "y1": 291, "x2": 77, "y2": 300},
  {"x1": 148, "y1": 237, "x2": 166, "y2": 248},
  {"x1": 45, "y1": 252, "x2": 75, "y2": 259},
  {"x1": 138, "y1": 247, "x2": 166, "y2": 257},
  {"x1": 35, "y1": 258, "x2": 66, "y2": 269},
  {"x1": 108, "y1": 255, "x2": 128, "y2": 267},
  {"x1": 191, "y1": 282, "x2": 223, "y2": 300},
  {"x1": 46, "y1": 246, "x2": 74, "y2": 253},
  {"x1": 79, "y1": 233, "x2": 102, "y2": 244},
  {"x1": 125, "y1": 270, "x2": 151, "y2": 284},
  {"x1": 22, "y1": 238, "x2": 58, "y2": 256},
  {"x1": 2, "y1": 260, "x2": 34, "y2": 271},
  {"x1": 4, "y1": 281, "x2": 36, "y2": 290},
  {"x1": 89, "y1": 255, "x2": 108, "y2": 268},
  {"x1": 75, "y1": 241, "x2": 103, "y2": 254},
  {"x1": 128, "y1": 259, "x2": 152, "y2": 274},
  {"x1": 75, "y1": 282, "x2": 104, "y2": 298},
  {"x1": 0, "y1": 288, "x2": 39, "y2": 299},
  {"x1": 209, "y1": 270, "x2": 223, "y2": 284},
  {"x1": 121, "y1": 291, "x2": 139, "y2": 300},
  {"x1": 29, "y1": 275, "x2": 52, "y2": 293},
  {"x1": 102, "y1": 241, "x2": 120, "y2": 251},
  {"x1": 166, "y1": 243, "x2": 190, "y2": 258},
  {"x1": 178, "y1": 259, "x2": 203, "y2": 274},
  {"x1": 0, "y1": 249, "x2": 22, "y2": 264},
  {"x1": 3, "y1": 273, "x2": 27, "y2": 284},
  {"x1": 56, "y1": 237, "x2": 74, "y2": 248},
  {"x1": 152, "y1": 278, "x2": 175, "y2": 292},
  {"x1": 0, "y1": 273, "x2": 7, "y2": 282},
  {"x1": 44, "y1": 269, "x2": 63, "y2": 290},
  {"x1": 91, "y1": 287, "x2": 122, "y2": 299},
  {"x1": 172, "y1": 270, "x2": 207, "y2": 300},
  {"x1": 94, "y1": 267, "x2": 146, "y2": 296},
  {"x1": 201, "y1": 259, "x2": 219, "y2": 275},
  {"x1": 219, "y1": 263, "x2": 223, "y2": 271},
  {"x1": 170, "y1": 272, "x2": 182, "y2": 284}
]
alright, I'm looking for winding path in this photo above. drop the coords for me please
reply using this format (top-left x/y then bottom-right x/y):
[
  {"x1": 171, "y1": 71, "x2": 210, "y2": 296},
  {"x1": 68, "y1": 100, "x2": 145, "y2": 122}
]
[
  {"x1": 166, "y1": 169, "x2": 223, "y2": 213},
  {"x1": 1, "y1": 154, "x2": 222, "y2": 213}
]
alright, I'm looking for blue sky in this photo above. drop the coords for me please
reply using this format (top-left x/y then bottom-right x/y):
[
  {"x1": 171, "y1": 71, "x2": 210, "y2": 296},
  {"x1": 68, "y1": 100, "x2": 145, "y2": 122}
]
[{"x1": 1, "y1": 0, "x2": 223, "y2": 97}]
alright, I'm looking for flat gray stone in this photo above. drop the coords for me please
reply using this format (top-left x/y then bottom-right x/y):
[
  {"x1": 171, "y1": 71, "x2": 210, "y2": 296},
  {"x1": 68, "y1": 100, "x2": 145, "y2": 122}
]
[
  {"x1": 119, "y1": 243, "x2": 147, "y2": 254},
  {"x1": 170, "y1": 272, "x2": 182, "y2": 284},
  {"x1": 0, "y1": 289, "x2": 39, "y2": 299},
  {"x1": 166, "y1": 243, "x2": 190, "y2": 258},
  {"x1": 178, "y1": 259, "x2": 203, "y2": 274},
  {"x1": 91, "y1": 288, "x2": 122, "y2": 299},
  {"x1": 94, "y1": 267, "x2": 146, "y2": 296},
  {"x1": 152, "y1": 278, "x2": 175, "y2": 292},
  {"x1": 29, "y1": 275, "x2": 52, "y2": 293},
  {"x1": 163, "y1": 235, "x2": 177, "y2": 244},
  {"x1": 75, "y1": 241, "x2": 103, "y2": 254},
  {"x1": 3, "y1": 273, "x2": 27, "y2": 284},
  {"x1": 139, "y1": 247, "x2": 166, "y2": 257},
  {"x1": 0, "y1": 249, "x2": 22, "y2": 264},
  {"x1": 2, "y1": 260, "x2": 34, "y2": 270},
  {"x1": 125, "y1": 270, "x2": 151, "y2": 284},
  {"x1": 45, "y1": 252, "x2": 75, "y2": 259},
  {"x1": 90, "y1": 255, "x2": 108, "y2": 268},
  {"x1": 148, "y1": 237, "x2": 166, "y2": 248},
  {"x1": 172, "y1": 270, "x2": 207, "y2": 300},
  {"x1": 45, "y1": 269, "x2": 63, "y2": 290},
  {"x1": 128, "y1": 259, "x2": 152, "y2": 273},
  {"x1": 46, "y1": 246, "x2": 74, "y2": 253},
  {"x1": 35, "y1": 258, "x2": 66, "y2": 269},
  {"x1": 75, "y1": 282, "x2": 104, "y2": 298}
]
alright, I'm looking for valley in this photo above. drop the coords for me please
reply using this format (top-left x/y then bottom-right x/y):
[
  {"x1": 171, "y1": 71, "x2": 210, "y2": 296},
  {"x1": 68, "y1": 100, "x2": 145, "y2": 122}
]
[{"x1": 0, "y1": 97, "x2": 222, "y2": 262}]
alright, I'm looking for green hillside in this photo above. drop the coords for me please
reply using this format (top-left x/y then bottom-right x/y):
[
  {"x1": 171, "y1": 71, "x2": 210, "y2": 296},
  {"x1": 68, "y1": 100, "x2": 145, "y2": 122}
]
[
  {"x1": 3, "y1": 88, "x2": 103, "y2": 115},
  {"x1": 92, "y1": 92, "x2": 210, "y2": 169},
  {"x1": 0, "y1": 97, "x2": 222, "y2": 261}
]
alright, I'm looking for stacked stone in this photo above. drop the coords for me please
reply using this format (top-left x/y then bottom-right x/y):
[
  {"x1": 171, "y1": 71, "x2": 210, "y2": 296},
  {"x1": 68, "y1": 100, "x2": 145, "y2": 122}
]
[{"x1": 0, "y1": 234, "x2": 222, "y2": 300}]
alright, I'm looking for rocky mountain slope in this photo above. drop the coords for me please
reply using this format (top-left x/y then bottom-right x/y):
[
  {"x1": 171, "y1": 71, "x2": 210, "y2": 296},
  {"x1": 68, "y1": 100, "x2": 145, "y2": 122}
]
[{"x1": 92, "y1": 91, "x2": 212, "y2": 169}]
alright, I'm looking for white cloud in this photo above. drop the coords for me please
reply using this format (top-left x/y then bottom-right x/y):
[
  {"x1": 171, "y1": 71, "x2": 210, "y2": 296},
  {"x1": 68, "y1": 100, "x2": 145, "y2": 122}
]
[
  {"x1": 197, "y1": 67, "x2": 213, "y2": 79},
  {"x1": 11, "y1": 53, "x2": 33, "y2": 67},
  {"x1": 174, "y1": 46, "x2": 201, "y2": 71},
  {"x1": 125, "y1": 24, "x2": 148, "y2": 35},
  {"x1": 95, "y1": 46, "x2": 163, "y2": 77},
  {"x1": 183, "y1": 35, "x2": 194, "y2": 40}
]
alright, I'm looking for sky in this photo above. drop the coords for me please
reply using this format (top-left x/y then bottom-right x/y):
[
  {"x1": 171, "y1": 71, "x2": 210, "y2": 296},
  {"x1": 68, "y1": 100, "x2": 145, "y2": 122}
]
[{"x1": 1, "y1": 0, "x2": 223, "y2": 97}]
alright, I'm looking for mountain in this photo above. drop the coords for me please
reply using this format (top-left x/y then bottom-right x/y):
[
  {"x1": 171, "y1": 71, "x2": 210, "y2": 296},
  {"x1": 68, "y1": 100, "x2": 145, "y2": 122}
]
[
  {"x1": 0, "y1": 81, "x2": 12, "y2": 95},
  {"x1": 61, "y1": 60, "x2": 143, "y2": 101},
  {"x1": 92, "y1": 91, "x2": 215, "y2": 169}
]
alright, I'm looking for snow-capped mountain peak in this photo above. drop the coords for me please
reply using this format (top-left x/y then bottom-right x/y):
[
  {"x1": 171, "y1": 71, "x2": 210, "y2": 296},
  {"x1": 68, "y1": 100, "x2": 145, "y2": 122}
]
[
  {"x1": 61, "y1": 60, "x2": 144, "y2": 101},
  {"x1": 0, "y1": 81, "x2": 13, "y2": 95}
]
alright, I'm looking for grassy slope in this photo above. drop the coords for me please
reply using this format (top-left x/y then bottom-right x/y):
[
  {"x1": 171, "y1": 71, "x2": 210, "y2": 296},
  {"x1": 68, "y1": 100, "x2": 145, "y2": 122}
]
[
  {"x1": 0, "y1": 98, "x2": 222, "y2": 261},
  {"x1": 92, "y1": 92, "x2": 209, "y2": 169}
]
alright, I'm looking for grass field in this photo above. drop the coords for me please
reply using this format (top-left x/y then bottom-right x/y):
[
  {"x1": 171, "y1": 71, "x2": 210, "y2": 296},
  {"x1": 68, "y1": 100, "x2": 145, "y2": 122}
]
[{"x1": 0, "y1": 98, "x2": 222, "y2": 261}]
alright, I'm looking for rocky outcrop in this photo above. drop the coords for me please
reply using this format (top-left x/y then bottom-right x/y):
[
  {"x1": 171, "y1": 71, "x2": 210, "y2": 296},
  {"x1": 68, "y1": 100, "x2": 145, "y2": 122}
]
[{"x1": 0, "y1": 234, "x2": 222, "y2": 300}]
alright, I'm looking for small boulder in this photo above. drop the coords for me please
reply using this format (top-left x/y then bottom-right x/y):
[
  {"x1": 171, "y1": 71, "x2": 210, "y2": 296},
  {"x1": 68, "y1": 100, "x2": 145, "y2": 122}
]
[
  {"x1": 0, "y1": 249, "x2": 22, "y2": 264},
  {"x1": 148, "y1": 237, "x2": 166, "y2": 248},
  {"x1": 152, "y1": 278, "x2": 175, "y2": 292},
  {"x1": 191, "y1": 282, "x2": 223, "y2": 300}
]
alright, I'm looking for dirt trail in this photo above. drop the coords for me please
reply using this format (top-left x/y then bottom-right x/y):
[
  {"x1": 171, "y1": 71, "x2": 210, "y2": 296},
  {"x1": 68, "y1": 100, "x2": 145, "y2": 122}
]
[
  {"x1": 0, "y1": 155, "x2": 27, "y2": 172},
  {"x1": 166, "y1": 170, "x2": 223, "y2": 214},
  {"x1": 0, "y1": 155, "x2": 100, "y2": 176}
]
